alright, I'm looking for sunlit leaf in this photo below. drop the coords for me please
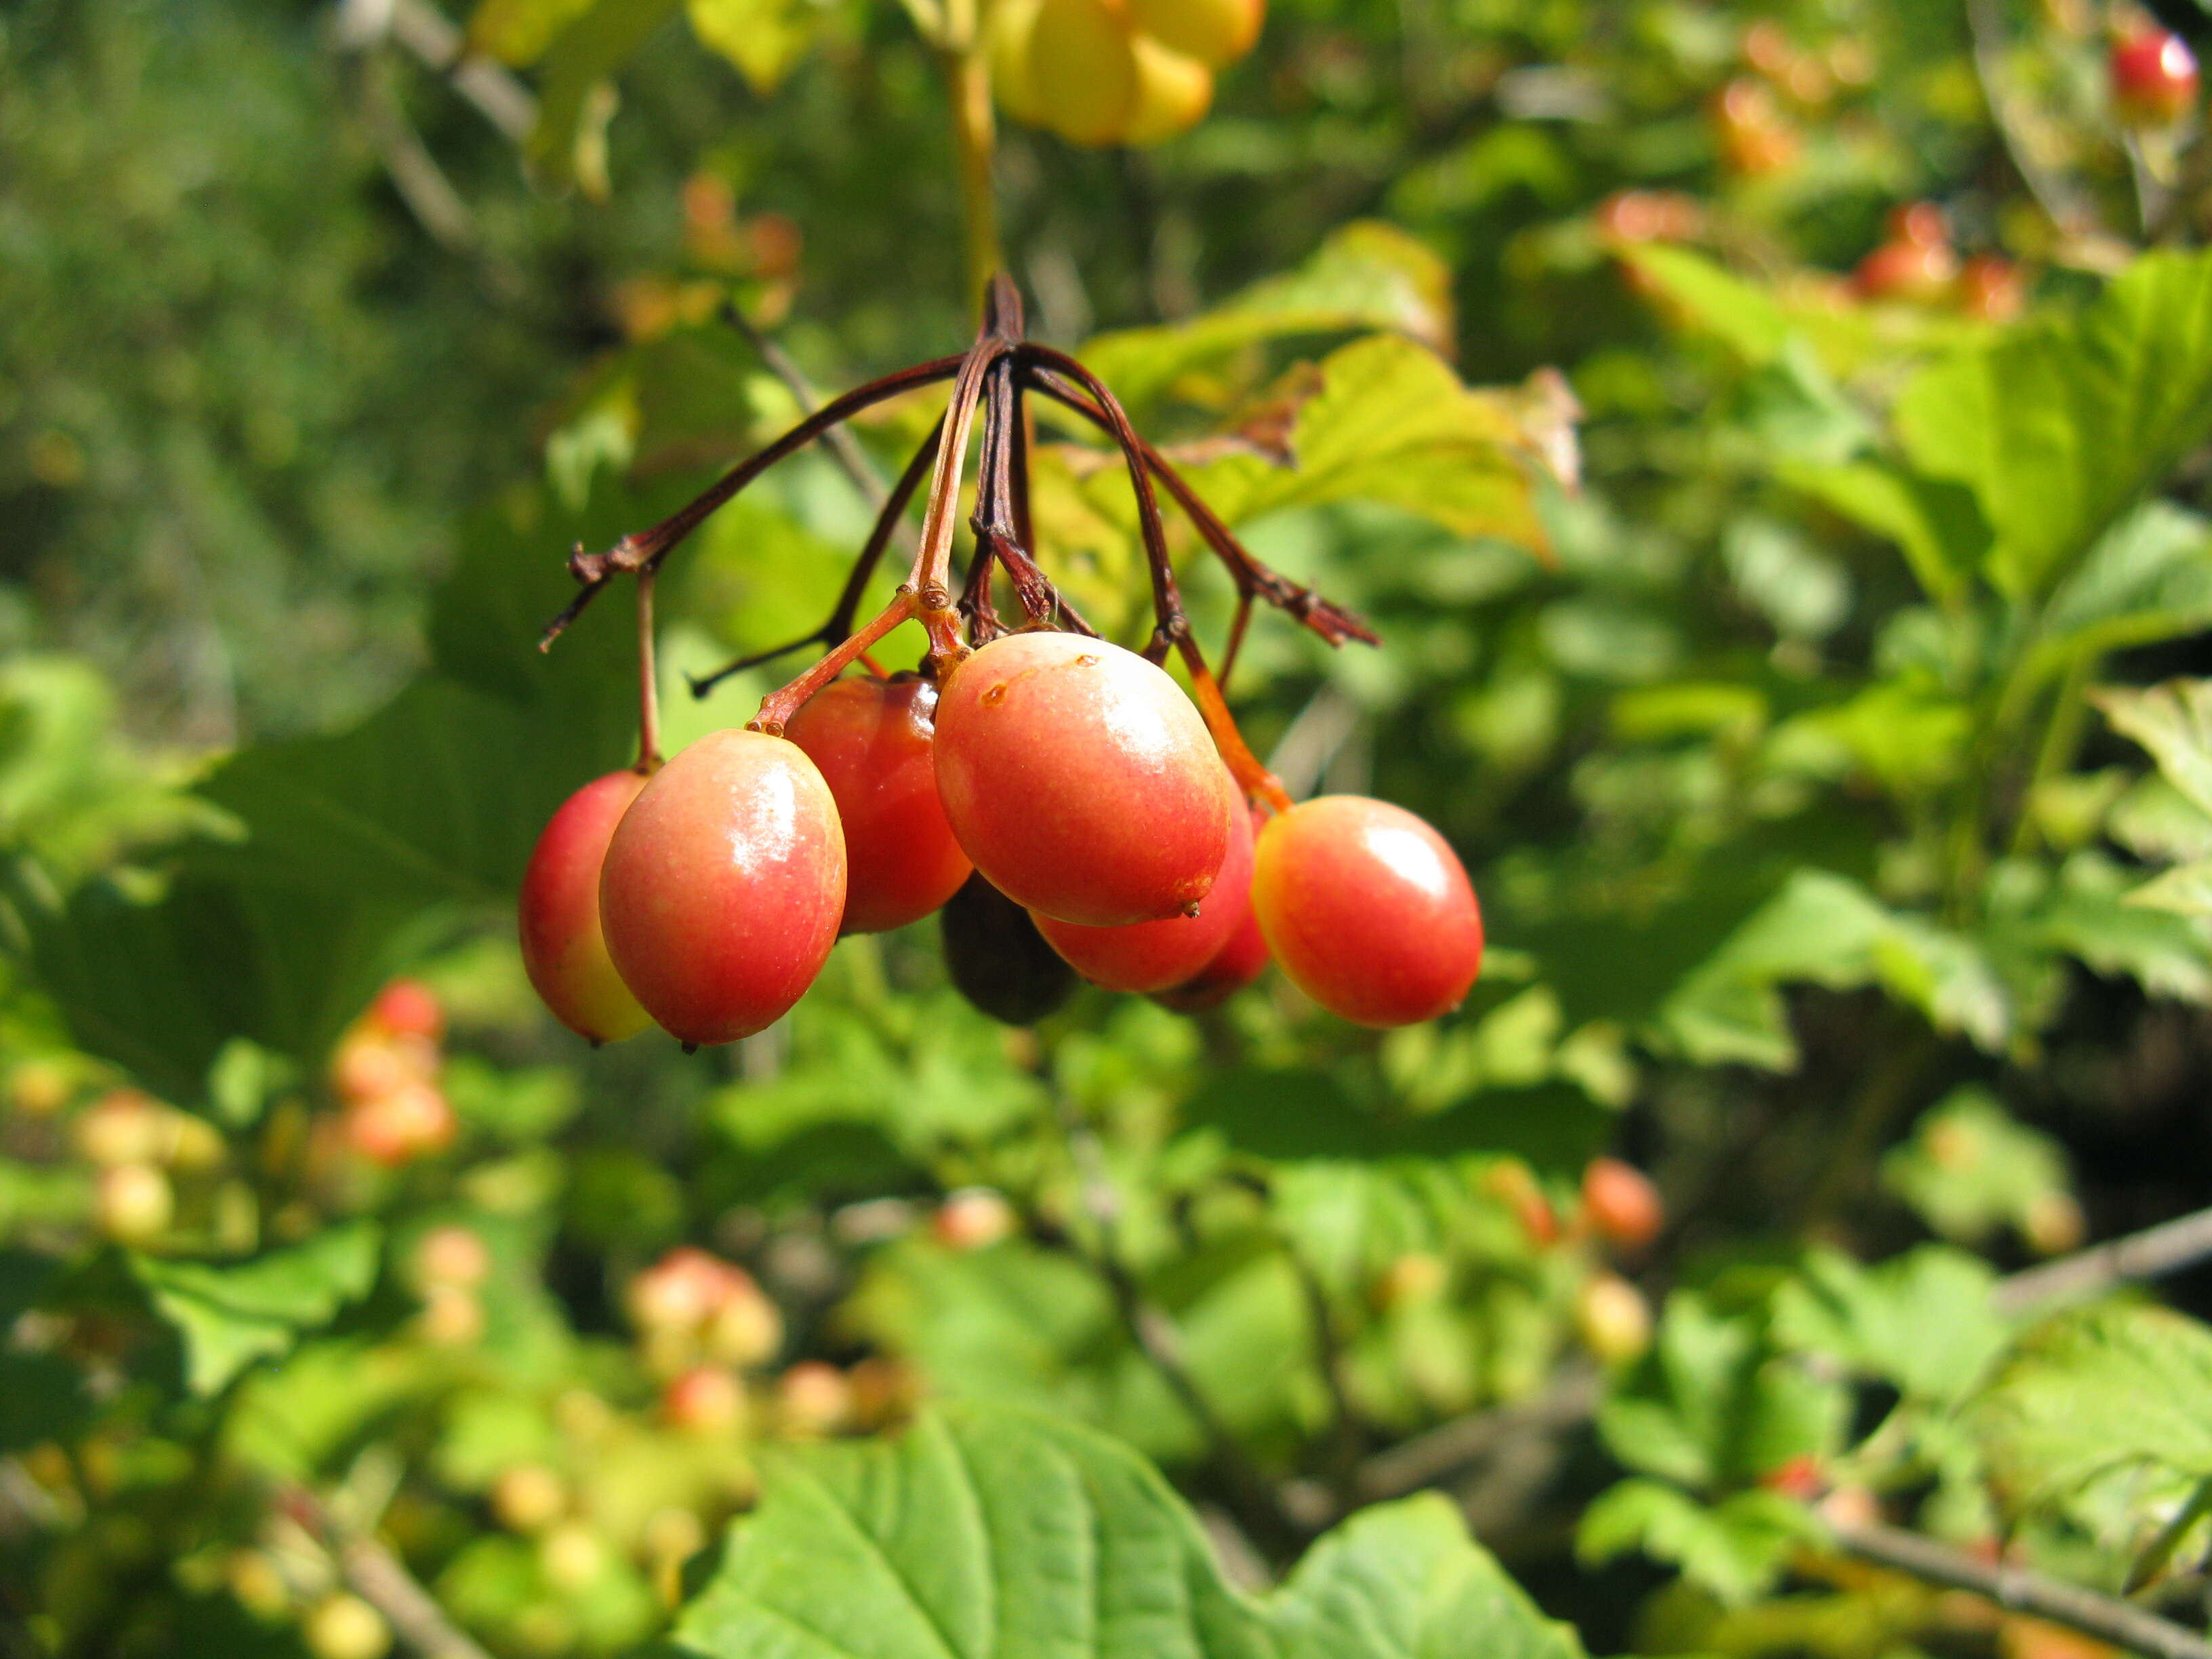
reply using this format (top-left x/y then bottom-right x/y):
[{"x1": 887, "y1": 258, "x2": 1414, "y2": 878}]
[
  {"x1": 132, "y1": 1223, "x2": 382, "y2": 1395},
  {"x1": 1896, "y1": 249, "x2": 2212, "y2": 598},
  {"x1": 672, "y1": 1404, "x2": 1586, "y2": 1659}
]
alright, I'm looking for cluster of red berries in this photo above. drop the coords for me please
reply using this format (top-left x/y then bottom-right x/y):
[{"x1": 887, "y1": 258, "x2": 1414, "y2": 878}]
[
  {"x1": 328, "y1": 981, "x2": 455, "y2": 1166},
  {"x1": 1850, "y1": 203, "x2": 2023, "y2": 321},
  {"x1": 520, "y1": 629, "x2": 1485, "y2": 1046}
]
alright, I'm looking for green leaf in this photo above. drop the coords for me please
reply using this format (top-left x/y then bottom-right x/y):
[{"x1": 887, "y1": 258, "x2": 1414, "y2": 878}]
[
  {"x1": 526, "y1": 0, "x2": 684, "y2": 192},
  {"x1": 2032, "y1": 504, "x2": 2212, "y2": 676},
  {"x1": 1169, "y1": 335, "x2": 1555, "y2": 551},
  {"x1": 1659, "y1": 872, "x2": 2008, "y2": 1069},
  {"x1": 1881, "y1": 1088, "x2": 2075, "y2": 1250},
  {"x1": 1578, "y1": 1480, "x2": 1820, "y2": 1606},
  {"x1": 670, "y1": 1404, "x2": 1586, "y2": 1659},
  {"x1": 1968, "y1": 1303, "x2": 2212, "y2": 1519},
  {"x1": 2097, "y1": 678, "x2": 2212, "y2": 820},
  {"x1": 4, "y1": 862, "x2": 437, "y2": 1100},
  {"x1": 686, "y1": 0, "x2": 844, "y2": 92},
  {"x1": 1781, "y1": 460, "x2": 1989, "y2": 607},
  {"x1": 1082, "y1": 222, "x2": 1456, "y2": 415},
  {"x1": 1769, "y1": 1246, "x2": 2009, "y2": 1406},
  {"x1": 1895, "y1": 249, "x2": 2212, "y2": 598},
  {"x1": 466, "y1": 0, "x2": 600, "y2": 64},
  {"x1": 131, "y1": 1223, "x2": 382, "y2": 1395},
  {"x1": 1597, "y1": 1293, "x2": 1845, "y2": 1491}
]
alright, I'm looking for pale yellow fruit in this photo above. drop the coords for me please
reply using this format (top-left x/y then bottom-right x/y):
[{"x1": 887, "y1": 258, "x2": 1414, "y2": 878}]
[
  {"x1": 1029, "y1": 0, "x2": 1141, "y2": 146},
  {"x1": 989, "y1": 0, "x2": 1050, "y2": 127},
  {"x1": 1129, "y1": 0, "x2": 1263, "y2": 69},
  {"x1": 1124, "y1": 34, "x2": 1214, "y2": 143}
]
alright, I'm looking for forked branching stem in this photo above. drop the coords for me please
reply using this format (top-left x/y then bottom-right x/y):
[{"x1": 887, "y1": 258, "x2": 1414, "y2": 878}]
[{"x1": 539, "y1": 276, "x2": 1372, "y2": 811}]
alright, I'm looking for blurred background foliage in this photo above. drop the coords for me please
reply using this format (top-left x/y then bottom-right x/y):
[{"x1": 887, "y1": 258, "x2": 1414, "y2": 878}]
[{"x1": 5, "y1": 0, "x2": 2212, "y2": 1656}]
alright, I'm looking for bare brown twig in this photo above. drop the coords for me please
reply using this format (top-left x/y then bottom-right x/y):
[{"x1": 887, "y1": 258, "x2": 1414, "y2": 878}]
[{"x1": 279, "y1": 1486, "x2": 494, "y2": 1659}]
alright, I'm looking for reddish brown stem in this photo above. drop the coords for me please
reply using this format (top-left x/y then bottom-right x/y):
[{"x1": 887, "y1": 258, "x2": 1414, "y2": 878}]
[
  {"x1": 540, "y1": 354, "x2": 963, "y2": 650},
  {"x1": 748, "y1": 590, "x2": 920, "y2": 735},
  {"x1": 1021, "y1": 365, "x2": 1377, "y2": 650}
]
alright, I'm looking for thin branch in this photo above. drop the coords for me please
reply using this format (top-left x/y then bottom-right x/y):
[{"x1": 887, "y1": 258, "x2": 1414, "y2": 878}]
[
  {"x1": 335, "y1": 0, "x2": 537, "y2": 144},
  {"x1": 720, "y1": 303, "x2": 893, "y2": 518},
  {"x1": 1042, "y1": 1096, "x2": 1305, "y2": 1551},
  {"x1": 1021, "y1": 365, "x2": 1377, "y2": 649},
  {"x1": 687, "y1": 416, "x2": 945, "y2": 698},
  {"x1": 540, "y1": 355, "x2": 963, "y2": 649},
  {"x1": 1835, "y1": 1519, "x2": 2212, "y2": 1659},
  {"x1": 279, "y1": 1486, "x2": 495, "y2": 1659},
  {"x1": 1995, "y1": 1204, "x2": 2212, "y2": 1317},
  {"x1": 1357, "y1": 1368, "x2": 1604, "y2": 1502},
  {"x1": 1282, "y1": 1246, "x2": 1364, "y2": 1504}
]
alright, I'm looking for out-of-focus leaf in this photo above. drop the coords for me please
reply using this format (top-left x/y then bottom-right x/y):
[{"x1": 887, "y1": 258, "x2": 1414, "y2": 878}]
[
  {"x1": 526, "y1": 0, "x2": 684, "y2": 191},
  {"x1": 466, "y1": 0, "x2": 598, "y2": 64},
  {"x1": 1082, "y1": 222, "x2": 1456, "y2": 413},
  {"x1": 1659, "y1": 871, "x2": 2008, "y2": 1069},
  {"x1": 1968, "y1": 1303, "x2": 2212, "y2": 1519},
  {"x1": 1771, "y1": 1246, "x2": 2009, "y2": 1405},
  {"x1": 0, "y1": 1350, "x2": 92, "y2": 1454},
  {"x1": 2097, "y1": 678, "x2": 2212, "y2": 819},
  {"x1": 671, "y1": 1405, "x2": 1586, "y2": 1659},
  {"x1": 1782, "y1": 459, "x2": 1989, "y2": 607},
  {"x1": 1881, "y1": 1088, "x2": 2075, "y2": 1250},
  {"x1": 1896, "y1": 249, "x2": 2212, "y2": 598},
  {"x1": 2013, "y1": 851, "x2": 2212, "y2": 1000},
  {"x1": 1578, "y1": 1480, "x2": 1820, "y2": 1607},
  {"x1": 1171, "y1": 334, "x2": 1554, "y2": 551},
  {"x1": 2032, "y1": 504, "x2": 2212, "y2": 676},
  {"x1": 1597, "y1": 1292, "x2": 1846, "y2": 1490},
  {"x1": 3, "y1": 862, "x2": 436, "y2": 1100},
  {"x1": 686, "y1": 0, "x2": 841, "y2": 94},
  {"x1": 131, "y1": 1222, "x2": 381, "y2": 1395}
]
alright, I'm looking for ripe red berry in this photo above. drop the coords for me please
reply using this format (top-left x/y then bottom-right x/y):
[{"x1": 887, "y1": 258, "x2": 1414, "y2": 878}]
[
  {"x1": 934, "y1": 632, "x2": 1235, "y2": 926},
  {"x1": 1249, "y1": 796, "x2": 1482, "y2": 1027},
  {"x1": 940, "y1": 872, "x2": 1078, "y2": 1024},
  {"x1": 1033, "y1": 791, "x2": 1255, "y2": 994},
  {"x1": 1581, "y1": 1156, "x2": 1664, "y2": 1249},
  {"x1": 1851, "y1": 237, "x2": 1959, "y2": 302},
  {"x1": 520, "y1": 770, "x2": 654, "y2": 1043},
  {"x1": 369, "y1": 979, "x2": 444, "y2": 1042},
  {"x1": 784, "y1": 676, "x2": 972, "y2": 935},
  {"x1": 1956, "y1": 253, "x2": 2026, "y2": 321},
  {"x1": 598, "y1": 731, "x2": 846, "y2": 1046},
  {"x1": 2112, "y1": 26, "x2": 2199, "y2": 127},
  {"x1": 662, "y1": 1366, "x2": 747, "y2": 1435}
]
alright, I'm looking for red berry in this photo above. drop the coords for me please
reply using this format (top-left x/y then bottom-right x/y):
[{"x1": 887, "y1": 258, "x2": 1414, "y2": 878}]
[
  {"x1": 784, "y1": 676, "x2": 972, "y2": 935},
  {"x1": 598, "y1": 731, "x2": 846, "y2": 1046},
  {"x1": 1033, "y1": 791, "x2": 1256, "y2": 994},
  {"x1": 343, "y1": 1082, "x2": 455, "y2": 1166},
  {"x1": 1250, "y1": 796, "x2": 1482, "y2": 1027},
  {"x1": 2112, "y1": 27, "x2": 2199, "y2": 127},
  {"x1": 1885, "y1": 201, "x2": 1948, "y2": 248},
  {"x1": 662, "y1": 1366, "x2": 747, "y2": 1435},
  {"x1": 1581, "y1": 1156, "x2": 1664, "y2": 1249},
  {"x1": 520, "y1": 771, "x2": 654, "y2": 1043},
  {"x1": 940, "y1": 872, "x2": 1078, "y2": 1024},
  {"x1": 1851, "y1": 237, "x2": 1959, "y2": 302},
  {"x1": 1956, "y1": 253, "x2": 2026, "y2": 321},
  {"x1": 933, "y1": 632, "x2": 1235, "y2": 926},
  {"x1": 369, "y1": 979, "x2": 444, "y2": 1043},
  {"x1": 1712, "y1": 79, "x2": 1800, "y2": 176},
  {"x1": 1595, "y1": 189, "x2": 1703, "y2": 244}
]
